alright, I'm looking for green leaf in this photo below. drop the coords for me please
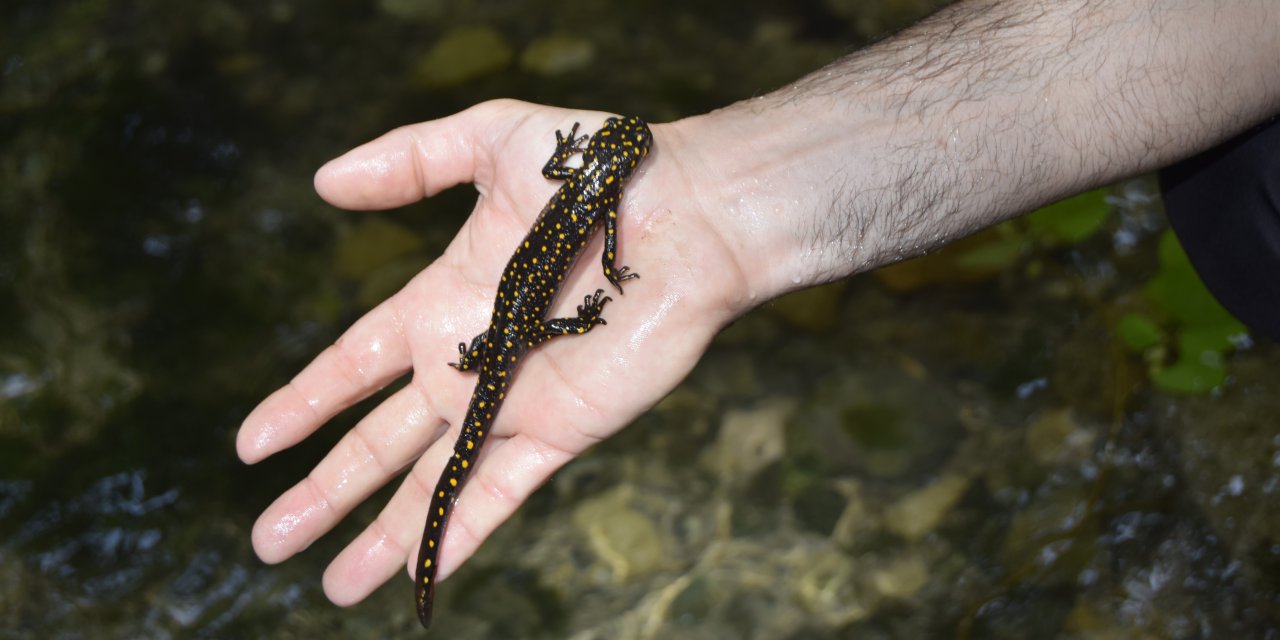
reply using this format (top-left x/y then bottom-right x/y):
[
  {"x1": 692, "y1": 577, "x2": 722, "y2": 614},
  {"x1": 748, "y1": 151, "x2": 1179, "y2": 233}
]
[
  {"x1": 1025, "y1": 189, "x2": 1110, "y2": 245},
  {"x1": 1156, "y1": 227, "x2": 1189, "y2": 269},
  {"x1": 1152, "y1": 359, "x2": 1226, "y2": 394},
  {"x1": 1149, "y1": 319, "x2": 1243, "y2": 395},
  {"x1": 1117, "y1": 313, "x2": 1163, "y2": 352},
  {"x1": 1178, "y1": 322, "x2": 1246, "y2": 358},
  {"x1": 1135, "y1": 230, "x2": 1251, "y2": 395}
]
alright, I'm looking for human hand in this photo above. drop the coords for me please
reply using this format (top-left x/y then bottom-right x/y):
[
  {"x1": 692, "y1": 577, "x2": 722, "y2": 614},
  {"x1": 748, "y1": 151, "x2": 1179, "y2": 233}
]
[{"x1": 236, "y1": 100, "x2": 756, "y2": 607}]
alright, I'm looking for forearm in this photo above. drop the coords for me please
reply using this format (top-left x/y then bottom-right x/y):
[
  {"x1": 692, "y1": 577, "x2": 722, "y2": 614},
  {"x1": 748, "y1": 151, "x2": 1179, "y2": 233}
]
[{"x1": 672, "y1": 0, "x2": 1280, "y2": 306}]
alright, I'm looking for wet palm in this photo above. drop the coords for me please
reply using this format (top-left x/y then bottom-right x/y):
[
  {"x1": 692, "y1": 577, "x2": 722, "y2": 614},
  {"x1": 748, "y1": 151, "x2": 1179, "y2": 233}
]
[{"x1": 236, "y1": 100, "x2": 741, "y2": 608}]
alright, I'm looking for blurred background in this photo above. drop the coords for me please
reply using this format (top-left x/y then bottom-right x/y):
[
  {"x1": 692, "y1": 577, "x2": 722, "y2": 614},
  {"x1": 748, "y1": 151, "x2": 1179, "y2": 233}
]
[{"x1": 2, "y1": 1, "x2": 1277, "y2": 637}]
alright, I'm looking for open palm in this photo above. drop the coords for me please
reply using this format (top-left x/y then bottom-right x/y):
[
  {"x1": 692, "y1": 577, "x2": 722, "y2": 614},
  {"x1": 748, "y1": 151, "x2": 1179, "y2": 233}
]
[{"x1": 236, "y1": 100, "x2": 746, "y2": 607}]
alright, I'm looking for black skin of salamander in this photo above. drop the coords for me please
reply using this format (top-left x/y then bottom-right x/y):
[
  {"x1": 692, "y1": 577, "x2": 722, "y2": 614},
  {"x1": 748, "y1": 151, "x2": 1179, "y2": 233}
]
[{"x1": 415, "y1": 116, "x2": 652, "y2": 629}]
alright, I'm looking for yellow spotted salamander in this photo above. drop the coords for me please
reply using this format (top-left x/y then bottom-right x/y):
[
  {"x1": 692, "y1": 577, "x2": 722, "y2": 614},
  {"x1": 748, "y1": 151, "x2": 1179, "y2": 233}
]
[{"x1": 415, "y1": 116, "x2": 652, "y2": 629}]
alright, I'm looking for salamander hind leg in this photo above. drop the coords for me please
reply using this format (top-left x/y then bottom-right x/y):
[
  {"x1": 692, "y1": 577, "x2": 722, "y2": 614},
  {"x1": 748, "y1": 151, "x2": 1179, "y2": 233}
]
[
  {"x1": 532, "y1": 289, "x2": 612, "y2": 346},
  {"x1": 542, "y1": 122, "x2": 588, "y2": 180},
  {"x1": 604, "y1": 263, "x2": 639, "y2": 294}
]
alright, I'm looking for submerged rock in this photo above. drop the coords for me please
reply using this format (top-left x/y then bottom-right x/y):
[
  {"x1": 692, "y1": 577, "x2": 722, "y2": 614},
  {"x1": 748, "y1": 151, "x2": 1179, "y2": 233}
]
[
  {"x1": 412, "y1": 27, "x2": 513, "y2": 88},
  {"x1": 999, "y1": 486, "x2": 1098, "y2": 587},
  {"x1": 1024, "y1": 408, "x2": 1098, "y2": 467},
  {"x1": 702, "y1": 399, "x2": 793, "y2": 485},
  {"x1": 884, "y1": 474, "x2": 971, "y2": 541},
  {"x1": 870, "y1": 553, "x2": 929, "y2": 599},
  {"x1": 1161, "y1": 352, "x2": 1280, "y2": 601},
  {"x1": 571, "y1": 486, "x2": 665, "y2": 582},
  {"x1": 795, "y1": 546, "x2": 873, "y2": 626},
  {"x1": 520, "y1": 34, "x2": 595, "y2": 76},
  {"x1": 377, "y1": 0, "x2": 447, "y2": 20}
]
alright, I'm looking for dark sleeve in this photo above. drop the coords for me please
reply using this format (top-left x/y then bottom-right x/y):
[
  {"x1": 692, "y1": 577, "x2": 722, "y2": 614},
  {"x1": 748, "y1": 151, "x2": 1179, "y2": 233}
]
[{"x1": 1157, "y1": 116, "x2": 1280, "y2": 341}]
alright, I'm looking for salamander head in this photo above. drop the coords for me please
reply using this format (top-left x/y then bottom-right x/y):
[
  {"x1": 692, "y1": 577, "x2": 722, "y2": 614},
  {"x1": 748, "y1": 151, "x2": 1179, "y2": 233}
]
[{"x1": 584, "y1": 115, "x2": 652, "y2": 182}]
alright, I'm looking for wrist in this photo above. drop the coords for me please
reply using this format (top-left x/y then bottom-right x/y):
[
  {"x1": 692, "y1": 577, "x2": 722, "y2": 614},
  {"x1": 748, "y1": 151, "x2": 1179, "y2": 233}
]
[{"x1": 663, "y1": 95, "x2": 882, "y2": 310}]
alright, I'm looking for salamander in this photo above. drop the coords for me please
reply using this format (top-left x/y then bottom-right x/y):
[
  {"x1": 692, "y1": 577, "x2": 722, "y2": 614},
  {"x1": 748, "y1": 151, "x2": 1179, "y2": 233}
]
[{"x1": 415, "y1": 115, "x2": 652, "y2": 629}]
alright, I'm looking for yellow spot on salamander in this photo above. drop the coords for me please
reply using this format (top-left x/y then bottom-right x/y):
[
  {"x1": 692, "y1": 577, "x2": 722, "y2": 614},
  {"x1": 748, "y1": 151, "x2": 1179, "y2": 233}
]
[
  {"x1": 461, "y1": 460, "x2": 469, "y2": 469},
  {"x1": 428, "y1": 539, "x2": 435, "y2": 548},
  {"x1": 423, "y1": 576, "x2": 430, "y2": 584},
  {"x1": 449, "y1": 477, "x2": 458, "y2": 487},
  {"x1": 438, "y1": 506, "x2": 445, "y2": 516},
  {"x1": 424, "y1": 558, "x2": 432, "y2": 568},
  {"x1": 605, "y1": 174, "x2": 615, "y2": 185},
  {"x1": 466, "y1": 440, "x2": 474, "y2": 450}
]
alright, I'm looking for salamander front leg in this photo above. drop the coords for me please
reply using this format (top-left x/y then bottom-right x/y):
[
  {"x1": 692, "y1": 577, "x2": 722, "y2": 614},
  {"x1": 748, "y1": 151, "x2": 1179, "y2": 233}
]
[
  {"x1": 541, "y1": 122, "x2": 588, "y2": 181},
  {"x1": 449, "y1": 328, "x2": 491, "y2": 371},
  {"x1": 602, "y1": 208, "x2": 638, "y2": 293},
  {"x1": 530, "y1": 289, "x2": 612, "y2": 347}
]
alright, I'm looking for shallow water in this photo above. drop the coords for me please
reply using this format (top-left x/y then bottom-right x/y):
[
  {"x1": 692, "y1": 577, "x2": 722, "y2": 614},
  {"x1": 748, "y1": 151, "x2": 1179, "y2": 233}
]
[{"x1": 2, "y1": 1, "x2": 1277, "y2": 638}]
